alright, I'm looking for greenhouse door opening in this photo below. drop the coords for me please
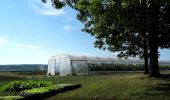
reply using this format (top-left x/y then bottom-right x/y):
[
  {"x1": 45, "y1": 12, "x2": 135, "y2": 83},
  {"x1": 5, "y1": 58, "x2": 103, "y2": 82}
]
[
  {"x1": 47, "y1": 59, "x2": 56, "y2": 75},
  {"x1": 72, "y1": 61, "x2": 88, "y2": 75}
]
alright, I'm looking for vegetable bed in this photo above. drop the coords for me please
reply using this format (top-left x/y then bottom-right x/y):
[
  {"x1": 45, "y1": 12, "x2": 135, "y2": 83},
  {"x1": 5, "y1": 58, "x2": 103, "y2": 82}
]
[{"x1": 0, "y1": 80, "x2": 81, "y2": 100}]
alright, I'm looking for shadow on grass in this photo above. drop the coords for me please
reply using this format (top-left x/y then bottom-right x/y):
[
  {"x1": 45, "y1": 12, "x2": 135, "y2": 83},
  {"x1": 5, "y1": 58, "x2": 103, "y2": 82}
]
[
  {"x1": 159, "y1": 74, "x2": 170, "y2": 80},
  {"x1": 131, "y1": 73, "x2": 170, "y2": 98},
  {"x1": 152, "y1": 83, "x2": 170, "y2": 93},
  {"x1": 148, "y1": 74, "x2": 170, "y2": 95}
]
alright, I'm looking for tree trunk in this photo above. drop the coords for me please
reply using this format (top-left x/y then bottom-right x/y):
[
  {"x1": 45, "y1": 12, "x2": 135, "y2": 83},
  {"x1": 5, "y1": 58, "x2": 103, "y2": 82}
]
[
  {"x1": 144, "y1": 33, "x2": 149, "y2": 74},
  {"x1": 144, "y1": 46, "x2": 149, "y2": 74},
  {"x1": 149, "y1": 32, "x2": 160, "y2": 77}
]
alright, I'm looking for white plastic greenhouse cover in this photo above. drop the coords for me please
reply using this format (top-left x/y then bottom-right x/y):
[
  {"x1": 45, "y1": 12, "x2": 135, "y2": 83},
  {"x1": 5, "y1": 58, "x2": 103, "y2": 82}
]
[{"x1": 47, "y1": 54, "x2": 170, "y2": 76}]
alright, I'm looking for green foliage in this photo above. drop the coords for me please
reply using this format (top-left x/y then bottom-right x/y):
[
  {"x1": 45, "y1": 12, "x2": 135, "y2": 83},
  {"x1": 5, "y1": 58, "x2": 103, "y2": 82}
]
[
  {"x1": 159, "y1": 65, "x2": 170, "y2": 70},
  {"x1": 88, "y1": 63, "x2": 144, "y2": 71},
  {"x1": 0, "y1": 96, "x2": 24, "y2": 100},
  {"x1": 42, "y1": 0, "x2": 65, "y2": 9},
  {"x1": 1, "y1": 81, "x2": 51, "y2": 92},
  {"x1": 88, "y1": 63, "x2": 170, "y2": 71},
  {"x1": 21, "y1": 85, "x2": 64, "y2": 94},
  {"x1": 22, "y1": 86, "x2": 54, "y2": 94},
  {"x1": 19, "y1": 84, "x2": 80, "y2": 98}
]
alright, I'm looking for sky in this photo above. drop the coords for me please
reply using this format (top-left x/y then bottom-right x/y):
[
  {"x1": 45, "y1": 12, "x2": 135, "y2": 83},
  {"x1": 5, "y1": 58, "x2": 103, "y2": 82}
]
[{"x1": 0, "y1": 0, "x2": 169, "y2": 64}]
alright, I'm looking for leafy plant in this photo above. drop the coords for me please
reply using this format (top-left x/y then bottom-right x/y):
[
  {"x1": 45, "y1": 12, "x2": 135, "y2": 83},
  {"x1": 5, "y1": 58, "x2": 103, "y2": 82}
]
[
  {"x1": 22, "y1": 86, "x2": 53, "y2": 94},
  {"x1": 22, "y1": 85, "x2": 63, "y2": 94},
  {"x1": 0, "y1": 96, "x2": 24, "y2": 100},
  {"x1": 1, "y1": 81, "x2": 51, "y2": 92}
]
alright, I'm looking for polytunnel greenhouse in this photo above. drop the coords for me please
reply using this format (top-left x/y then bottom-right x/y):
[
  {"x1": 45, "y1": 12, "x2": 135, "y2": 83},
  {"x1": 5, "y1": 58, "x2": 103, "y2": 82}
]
[
  {"x1": 47, "y1": 54, "x2": 146, "y2": 76},
  {"x1": 47, "y1": 54, "x2": 170, "y2": 76}
]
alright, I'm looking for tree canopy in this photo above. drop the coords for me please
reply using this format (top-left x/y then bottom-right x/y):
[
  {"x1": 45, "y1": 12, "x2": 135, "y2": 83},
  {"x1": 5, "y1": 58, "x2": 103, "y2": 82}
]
[{"x1": 42, "y1": 0, "x2": 170, "y2": 77}]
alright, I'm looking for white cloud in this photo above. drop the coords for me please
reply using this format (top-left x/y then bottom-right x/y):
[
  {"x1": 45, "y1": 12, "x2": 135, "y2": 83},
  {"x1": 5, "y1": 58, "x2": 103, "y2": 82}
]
[
  {"x1": 63, "y1": 25, "x2": 77, "y2": 31},
  {"x1": 0, "y1": 37, "x2": 8, "y2": 45},
  {"x1": 29, "y1": 0, "x2": 65, "y2": 16},
  {"x1": 14, "y1": 43, "x2": 44, "y2": 49}
]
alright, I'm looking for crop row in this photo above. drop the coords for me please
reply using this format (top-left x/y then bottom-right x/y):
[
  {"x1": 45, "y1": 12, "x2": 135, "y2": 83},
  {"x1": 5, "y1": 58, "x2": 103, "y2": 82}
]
[{"x1": 88, "y1": 63, "x2": 170, "y2": 71}]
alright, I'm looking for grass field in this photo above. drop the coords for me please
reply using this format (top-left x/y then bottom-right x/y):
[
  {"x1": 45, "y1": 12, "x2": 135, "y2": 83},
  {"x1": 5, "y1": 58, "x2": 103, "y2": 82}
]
[{"x1": 0, "y1": 72, "x2": 170, "y2": 100}]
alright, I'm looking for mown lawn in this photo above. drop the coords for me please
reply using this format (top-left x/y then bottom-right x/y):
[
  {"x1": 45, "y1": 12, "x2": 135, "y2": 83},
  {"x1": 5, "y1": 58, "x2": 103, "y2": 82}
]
[{"x1": 0, "y1": 72, "x2": 170, "y2": 100}]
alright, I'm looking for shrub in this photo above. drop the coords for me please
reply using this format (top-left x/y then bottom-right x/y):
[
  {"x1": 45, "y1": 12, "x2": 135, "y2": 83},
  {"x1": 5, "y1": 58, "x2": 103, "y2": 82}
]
[{"x1": 1, "y1": 81, "x2": 51, "y2": 92}]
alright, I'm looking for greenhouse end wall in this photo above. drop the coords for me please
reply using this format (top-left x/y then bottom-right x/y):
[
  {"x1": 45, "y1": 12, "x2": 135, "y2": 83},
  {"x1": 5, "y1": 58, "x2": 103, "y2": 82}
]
[{"x1": 47, "y1": 54, "x2": 90, "y2": 76}]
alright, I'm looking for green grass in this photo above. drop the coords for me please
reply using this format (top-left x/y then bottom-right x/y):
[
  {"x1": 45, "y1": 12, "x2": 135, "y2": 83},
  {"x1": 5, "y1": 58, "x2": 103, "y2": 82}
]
[
  {"x1": 0, "y1": 72, "x2": 170, "y2": 100},
  {"x1": 46, "y1": 73, "x2": 170, "y2": 100}
]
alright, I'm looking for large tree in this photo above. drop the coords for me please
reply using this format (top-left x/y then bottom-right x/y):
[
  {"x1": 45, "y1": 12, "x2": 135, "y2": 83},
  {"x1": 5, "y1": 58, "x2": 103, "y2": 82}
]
[{"x1": 42, "y1": 0, "x2": 170, "y2": 77}]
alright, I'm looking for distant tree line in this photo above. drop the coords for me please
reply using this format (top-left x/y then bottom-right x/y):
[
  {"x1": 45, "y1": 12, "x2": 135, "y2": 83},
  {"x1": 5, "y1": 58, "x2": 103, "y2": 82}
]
[{"x1": 0, "y1": 64, "x2": 47, "y2": 72}]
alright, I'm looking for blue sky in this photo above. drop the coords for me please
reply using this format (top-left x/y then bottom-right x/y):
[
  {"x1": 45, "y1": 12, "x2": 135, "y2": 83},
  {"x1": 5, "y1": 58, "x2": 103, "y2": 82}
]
[{"x1": 0, "y1": 0, "x2": 169, "y2": 64}]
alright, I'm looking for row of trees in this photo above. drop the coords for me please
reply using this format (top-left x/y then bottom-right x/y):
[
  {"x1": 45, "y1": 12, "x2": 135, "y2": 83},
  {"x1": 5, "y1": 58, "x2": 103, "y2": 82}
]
[{"x1": 42, "y1": 0, "x2": 170, "y2": 77}]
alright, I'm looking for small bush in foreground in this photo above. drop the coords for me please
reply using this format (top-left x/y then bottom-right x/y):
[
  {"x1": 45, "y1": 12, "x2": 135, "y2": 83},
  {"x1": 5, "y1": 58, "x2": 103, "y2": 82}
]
[{"x1": 1, "y1": 81, "x2": 51, "y2": 92}]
